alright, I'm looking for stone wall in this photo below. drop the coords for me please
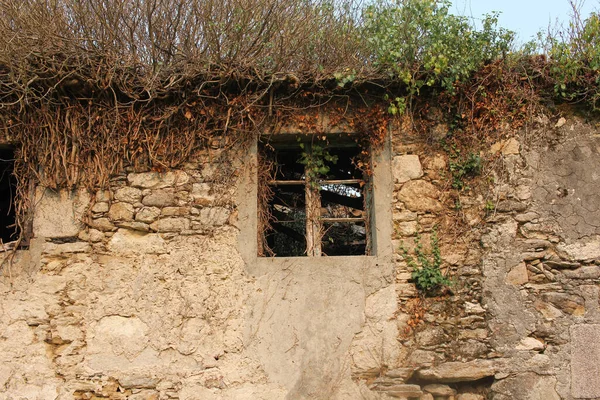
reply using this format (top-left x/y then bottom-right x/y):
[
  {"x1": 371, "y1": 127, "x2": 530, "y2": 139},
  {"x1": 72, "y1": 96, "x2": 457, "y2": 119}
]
[{"x1": 0, "y1": 114, "x2": 599, "y2": 399}]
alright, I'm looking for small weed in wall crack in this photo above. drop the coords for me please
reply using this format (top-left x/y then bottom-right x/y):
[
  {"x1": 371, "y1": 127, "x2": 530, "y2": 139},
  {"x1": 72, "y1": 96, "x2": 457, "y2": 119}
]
[{"x1": 401, "y1": 229, "x2": 451, "y2": 295}]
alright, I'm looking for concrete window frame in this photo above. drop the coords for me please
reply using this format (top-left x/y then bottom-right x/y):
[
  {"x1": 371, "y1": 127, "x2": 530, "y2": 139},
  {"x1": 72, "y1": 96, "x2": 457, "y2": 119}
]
[{"x1": 238, "y1": 131, "x2": 393, "y2": 275}]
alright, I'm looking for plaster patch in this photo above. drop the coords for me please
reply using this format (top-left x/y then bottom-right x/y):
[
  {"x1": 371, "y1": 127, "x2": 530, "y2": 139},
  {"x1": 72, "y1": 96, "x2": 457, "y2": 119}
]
[{"x1": 571, "y1": 324, "x2": 600, "y2": 398}]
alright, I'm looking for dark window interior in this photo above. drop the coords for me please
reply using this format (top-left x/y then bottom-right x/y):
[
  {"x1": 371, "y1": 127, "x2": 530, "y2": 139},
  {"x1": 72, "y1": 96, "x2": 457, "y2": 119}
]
[
  {"x1": 260, "y1": 138, "x2": 370, "y2": 257},
  {"x1": 0, "y1": 146, "x2": 17, "y2": 244}
]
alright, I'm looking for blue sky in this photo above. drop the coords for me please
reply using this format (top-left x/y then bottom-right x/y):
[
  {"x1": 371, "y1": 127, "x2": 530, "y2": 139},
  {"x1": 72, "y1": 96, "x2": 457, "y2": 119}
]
[{"x1": 452, "y1": 0, "x2": 599, "y2": 44}]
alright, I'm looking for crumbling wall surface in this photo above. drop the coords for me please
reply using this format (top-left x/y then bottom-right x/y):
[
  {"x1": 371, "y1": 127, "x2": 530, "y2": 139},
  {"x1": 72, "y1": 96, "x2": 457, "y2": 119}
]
[
  {"x1": 481, "y1": 118, "x2": 600, "y2": 400},
  {"x1": 1, "y1": 116, "x2": 600, "y2": 400},
  {"x1": 0, "y1": 155, "x2": 290, "y2": 399},
  {"x1": 0, "y1": 144, "x2": 397, "y2": 400}
]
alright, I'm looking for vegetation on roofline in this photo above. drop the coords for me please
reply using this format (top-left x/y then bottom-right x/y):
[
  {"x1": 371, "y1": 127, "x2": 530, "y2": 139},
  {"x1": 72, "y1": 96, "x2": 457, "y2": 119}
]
[{"x1": 0, "y1": 0, "x2": 598, "y2": 105}]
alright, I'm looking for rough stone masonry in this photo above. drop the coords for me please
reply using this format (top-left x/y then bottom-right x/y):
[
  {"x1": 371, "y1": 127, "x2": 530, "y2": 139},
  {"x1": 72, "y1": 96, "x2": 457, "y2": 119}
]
[{"x1": 0, "y1": 114, "x2": 599, "y2": 399}]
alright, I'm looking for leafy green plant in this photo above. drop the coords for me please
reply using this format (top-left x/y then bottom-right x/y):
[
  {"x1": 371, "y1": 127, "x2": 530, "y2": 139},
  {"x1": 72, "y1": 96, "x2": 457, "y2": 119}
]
[
  {"x1": 298, "y1": 138, "x2": 338, "y2": 188},
  {"x1": 363, "y1": 0, "x2": 514, "y2": 104},
  {"x1": 534, "y1": 9, "x2": 600, "y2": 109},
  {"x1": 484, "y1": 200, "x2": 495, "y2": 214},
  {"x1": 449, "y1": 151, "x2": 482, "y2": 190},
  {"x1": 400, "y1": 229, "x2": 451, "y2": 294}
]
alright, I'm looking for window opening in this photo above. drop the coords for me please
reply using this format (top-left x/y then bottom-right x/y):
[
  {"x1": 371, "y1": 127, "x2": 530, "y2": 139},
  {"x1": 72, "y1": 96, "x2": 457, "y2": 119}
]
[
  {"x1": 259, "y1": 136, "x2": 371, "y2": 257},
  {"x1": 0, "y1": 146, "x2": 18, "y2": 246}
]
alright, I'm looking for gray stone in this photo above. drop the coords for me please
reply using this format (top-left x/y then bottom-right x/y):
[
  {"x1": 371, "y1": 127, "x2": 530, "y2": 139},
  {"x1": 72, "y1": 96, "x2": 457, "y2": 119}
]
[
  {"x1": 496, "y1": 200, "x2": 527, "y2": 213},
  {"x1": 108, "y1": 202, "x2": 135, "y2": 221},
  {"x1": 415, "y1": 359, "x2": 504, "y2": 383},
  {"x1": 114, "y1": 186, "x2": 143, "y2": 203},
  {"x1": 464, "y1": 302, "x2": 486, "y2": 315},
  {"x1": 458, "y1": 328, "x2": 488, "y2": 340},
  {"x1": 563, "y1": 265, "x2": 600, "y2": 279},
  {"x1": 571, "y1": 324, "x2": 600, "y2": 398},
  {"x1": 142, "y1": 190, "x2": 176, "y2": 207},
  {"x1": 416, "y1": 327, "x2": 446, "y2": 346},
  {"x1": 198, "y1": 207, "x2": 230, "y2": 227},
  {"x1": 557, "y1": 238, "x2": 600, "y2": 261},
  {"x1": 393, "y1": 155, "x2": 424, "y2": 183},
  {"x1": 127, "y1": 171, "x2": 189, "y2": 189},
  {"x1": 397, "y1": 181, "x2": 442, "y2": 213},
  {"x1": 150, "y1": 217, "x2": 190, "y2": 232},
  {"x1": 491, "y1": 373, "x2": 559, "y2": 400},
  {"x1": 135, "y1": 206, "x2": 161, "y2": 223},
  {"x1": 534, "y1": 300, "x2": 563, "y2": 320}
]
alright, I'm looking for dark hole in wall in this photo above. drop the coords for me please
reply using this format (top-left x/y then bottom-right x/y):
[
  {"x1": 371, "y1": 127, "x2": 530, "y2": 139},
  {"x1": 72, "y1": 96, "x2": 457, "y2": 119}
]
[{"x1": 0, "y1": 146, "x2": 18, "y2": 244}]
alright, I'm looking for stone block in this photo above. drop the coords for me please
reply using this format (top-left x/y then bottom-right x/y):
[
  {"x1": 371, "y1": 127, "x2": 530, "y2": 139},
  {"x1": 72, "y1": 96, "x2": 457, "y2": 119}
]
[
  {"x1": 396, "y1": 221, "x2": 418, "y2": 236},
  {"x1": 43, "y1": 242, "x2": 91, "y2": 256},
  {"x1": 142, "y1": 190, "x2": 176, "y2": 207},
  {"x1": 107, "y1": 229, "x2": 166, "y2": 255},
  {"x1": 150, "y1": 217, "x2": 190, "y2": 232},
  {"x1": 541, "y1": 292, "x2": 584, "y2": 316},
  {"x1": 116, "y1": 221, "x2": 151, "y2": 232},
  {"x1": 107, "y1": 202, "x2": 135, "y2": 221},
  {"x1": 557, "y1": 238, "x2": 600, "y2": 261},
  {"x1": 89, "y1": 217, "x2": 116, "y2": 232},
  {"x1": 393, "y1": 210, "x2": 418, "y2": 222},
  {"x1": 198, "y1": 207, "x2": 230, "y2": 226},
  {"x1": 397, "y1": 181, "x2": 442, "y2": 213},
  {"x1": 563, "y1": 266, "x2": 600, "y2": 279},
  {"x1": 505, "y1": 262, "x2": 529, "y2": 285},
  {"x1": 456, "y1": 394, "x2": 484, "y2": 400},
  {"x1": 415, "y1": 359, "x2": 504, "y2": 383},
  {"x1": 127, "y1": 171, "x2": 189, "y2": 188},
  {"x1": 571, "y1": 324, "x2": 600, "y2": 398},
  {"x1": 496, "y1": 200, "x2": 527, "y2": 213},
  {"x1": 161, "y1": 206, "x2": 190, "y2": 216},
  {"x1": 423, "y1": 384, "x2": 456, "y2": 396},
  {"x1": 91, "y1": 202, "x2": 109, "y2": 213},
  {"x1": 393, "y1": 155, "x2": 423, "y2": 183},
  {"x1": 135, "y1": 206, "x2": 161, "y2": 223},
  {"x1": 114, "y1": 186, "x2": 143, "y2": 204},
  {"x1": 191, "y1": 183, "x2": 215, "y2": 205},
  {"x1": 33, "y1": 188, "x2": 90, "y2": 238},
  {"x1": 516, "y1": 337, "x2": 545, "y2": 351}
]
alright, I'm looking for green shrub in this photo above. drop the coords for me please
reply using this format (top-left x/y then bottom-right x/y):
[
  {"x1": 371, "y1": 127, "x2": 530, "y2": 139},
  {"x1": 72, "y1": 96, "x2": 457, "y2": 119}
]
[
  {"x1": 401, "y1": 229, "x2": 451, "y2": 294},
  {"x1": 363, "y1": 0, "x2": 514, "y2": 105}
]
